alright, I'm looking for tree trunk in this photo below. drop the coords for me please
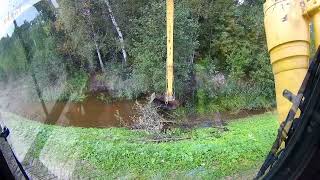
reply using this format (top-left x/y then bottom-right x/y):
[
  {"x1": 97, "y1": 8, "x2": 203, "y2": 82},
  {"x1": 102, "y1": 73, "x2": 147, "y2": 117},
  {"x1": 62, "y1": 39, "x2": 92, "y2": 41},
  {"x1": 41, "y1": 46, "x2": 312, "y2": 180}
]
[
  {"x1": 89, "y1": 21, "x2": 105, "y2": 72},
  {"x1": 105, "y1": 0, "x2": 128, "y2": 64},
  {"x1": 94, "y1": 40, "x2": 105, "y2": 72}
]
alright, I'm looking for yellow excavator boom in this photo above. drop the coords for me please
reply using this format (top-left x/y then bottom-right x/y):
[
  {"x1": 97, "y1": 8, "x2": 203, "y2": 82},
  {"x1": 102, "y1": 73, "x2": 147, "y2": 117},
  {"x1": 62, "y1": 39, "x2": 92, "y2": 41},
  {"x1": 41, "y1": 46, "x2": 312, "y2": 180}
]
[{"x1": 166, "y1": 0, "x2": 175, "y2": 103}]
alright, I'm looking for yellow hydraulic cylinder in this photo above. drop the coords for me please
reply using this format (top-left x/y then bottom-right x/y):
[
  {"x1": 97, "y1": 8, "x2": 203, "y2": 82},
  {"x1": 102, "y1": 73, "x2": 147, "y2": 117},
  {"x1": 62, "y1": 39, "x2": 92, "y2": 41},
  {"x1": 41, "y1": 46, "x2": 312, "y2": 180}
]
[
  {"x1": 313, "y1": 12, "x2": 320, "y2": 48},
  {"x1": 304, "y1": 0, "x2": 320, "y2": 48},
  {"x1": 264, "y1": 0, "x2": 310, "y2": 123},
  {"x1": 166, "y1": 0, "x2": 175, "y2": 102}
]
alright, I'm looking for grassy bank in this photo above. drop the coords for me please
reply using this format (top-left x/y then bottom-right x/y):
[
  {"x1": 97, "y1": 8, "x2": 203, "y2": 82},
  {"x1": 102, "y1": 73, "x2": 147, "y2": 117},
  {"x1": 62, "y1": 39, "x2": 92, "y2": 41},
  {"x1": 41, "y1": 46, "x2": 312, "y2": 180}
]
[{"x1": 1, "y1": 111, "x2": 278, "y2": 179}]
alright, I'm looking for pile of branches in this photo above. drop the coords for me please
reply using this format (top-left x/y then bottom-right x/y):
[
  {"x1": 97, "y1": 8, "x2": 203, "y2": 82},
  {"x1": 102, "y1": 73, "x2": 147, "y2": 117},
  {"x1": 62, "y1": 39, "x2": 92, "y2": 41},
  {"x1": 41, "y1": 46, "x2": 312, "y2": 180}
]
[{"x1": 131, "y1": 102, "x2": 164, "y2": 134}]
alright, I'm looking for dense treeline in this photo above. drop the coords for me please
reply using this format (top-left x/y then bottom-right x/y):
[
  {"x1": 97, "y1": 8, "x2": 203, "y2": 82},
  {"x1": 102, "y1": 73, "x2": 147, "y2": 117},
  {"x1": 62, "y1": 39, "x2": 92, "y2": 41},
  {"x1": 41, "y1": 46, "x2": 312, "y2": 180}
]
[{"x1": 0, "y1": 0, "x2": 275, "y2": 113}]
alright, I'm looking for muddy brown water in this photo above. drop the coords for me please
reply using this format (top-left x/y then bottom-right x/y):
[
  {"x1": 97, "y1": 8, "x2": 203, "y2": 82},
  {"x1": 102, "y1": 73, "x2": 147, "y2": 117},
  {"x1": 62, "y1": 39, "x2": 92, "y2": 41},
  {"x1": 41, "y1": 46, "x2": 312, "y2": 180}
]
[
  {"x1": 2, "y1": 95, "x2": 137, "y2": 128},
  {"x1": 1, "y1": 94, "x2": 270, "y2": 128}
]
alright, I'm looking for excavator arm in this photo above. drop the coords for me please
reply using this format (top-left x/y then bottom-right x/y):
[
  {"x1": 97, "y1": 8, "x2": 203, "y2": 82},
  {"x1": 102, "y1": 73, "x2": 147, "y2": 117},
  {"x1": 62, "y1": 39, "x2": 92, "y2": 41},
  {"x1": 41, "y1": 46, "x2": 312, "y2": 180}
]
[
  {"x1": 166, "y1": 0, "x2": 175, "y2": 103},
  {"x1": 257, "y1": 0, "x2": 320, "y2": 179},
  {"x1": 151, "y1": 0, "x2": 178, "y2": 110}
]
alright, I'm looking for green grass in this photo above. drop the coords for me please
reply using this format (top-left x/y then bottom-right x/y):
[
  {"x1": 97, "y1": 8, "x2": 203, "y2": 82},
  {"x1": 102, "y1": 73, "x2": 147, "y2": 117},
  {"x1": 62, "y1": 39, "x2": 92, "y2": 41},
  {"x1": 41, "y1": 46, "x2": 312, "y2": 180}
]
[{"x1": 1, "y1": 111, "x2": 278, "y2": 179}]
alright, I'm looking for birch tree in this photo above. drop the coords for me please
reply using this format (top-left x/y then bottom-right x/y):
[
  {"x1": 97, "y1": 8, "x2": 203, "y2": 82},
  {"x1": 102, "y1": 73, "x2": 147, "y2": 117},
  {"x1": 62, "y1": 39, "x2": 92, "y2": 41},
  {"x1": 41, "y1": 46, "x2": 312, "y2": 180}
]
[
  {"x1": 104, "y1": 0, "x2": 128, "y2": 65},
  {"x1": 83, "y1": 1, "x2": 105, "y2": 72},
  {"x1": 58, "y1": 0, "x2": 108, "y2": 73}
]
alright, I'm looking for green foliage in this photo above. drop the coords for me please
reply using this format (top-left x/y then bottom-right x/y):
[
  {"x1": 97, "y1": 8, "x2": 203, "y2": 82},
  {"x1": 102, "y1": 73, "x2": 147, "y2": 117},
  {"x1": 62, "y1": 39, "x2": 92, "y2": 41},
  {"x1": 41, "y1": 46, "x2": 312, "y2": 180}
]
[
  {"x1": 129, "y1": 0, "x2": 199, "y2": 98},
  {"x1": 0, "y1": 0, "x2": 276, "y2": 110},
  {"x1": 3, "y1": 111, "x2": 278, "y2": 179},
  {"x1": 29, "y1": 20, "x2": 66, "y2": 88},
  {"x1": 0, "y1": 35, "x2": 27, "y2": 81},
  {"x1": 64, "y1": 71, "x2": 89, "y2": 102},
  {"x1": 187, "y1": 0, "x2": 275, "y2": 113},
  {"x1": 97, "y1": 93, "x2": 113, "y2": 104},
  {"x1": 196, "y1": 79, "x2": 275, "y2": 114},
  {"x1": 195, "y1": 55, "x2": 274, "y2": 113}
]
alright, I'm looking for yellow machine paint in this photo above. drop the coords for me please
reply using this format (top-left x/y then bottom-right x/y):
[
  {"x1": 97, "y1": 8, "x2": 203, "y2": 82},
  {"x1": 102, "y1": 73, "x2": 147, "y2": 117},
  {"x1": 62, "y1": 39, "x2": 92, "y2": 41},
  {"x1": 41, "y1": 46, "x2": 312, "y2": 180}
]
[
  {"x1": 264, "y1": 0, "x2": 310, "y2": 123},
  {"x1": 264, "y1": 0, "x2": 320, "y2": 123},
  {"x1": 166, "y1": 0, "x2": 175, "y2": 103},
  {"x1": 304, "y1": 0, "x2": 320, "y2": 48},
  {"x1": 312, "y1": 12, "x2": 320, "y2": 47}
]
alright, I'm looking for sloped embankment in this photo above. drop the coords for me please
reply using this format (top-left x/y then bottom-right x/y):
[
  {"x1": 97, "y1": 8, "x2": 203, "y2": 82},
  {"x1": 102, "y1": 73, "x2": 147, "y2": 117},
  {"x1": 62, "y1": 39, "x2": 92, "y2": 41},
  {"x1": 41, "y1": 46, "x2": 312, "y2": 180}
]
[{"x1": 1, "y1": 111, "x2": 278, "y2": 179}]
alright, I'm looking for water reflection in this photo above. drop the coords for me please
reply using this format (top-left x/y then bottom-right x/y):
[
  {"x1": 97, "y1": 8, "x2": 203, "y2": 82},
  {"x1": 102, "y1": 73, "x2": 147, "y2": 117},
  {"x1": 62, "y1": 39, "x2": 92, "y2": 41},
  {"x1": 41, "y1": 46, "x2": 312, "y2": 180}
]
[
  {"x1": 0, "y1": 0, "x2": 136, "y2": 128},
  {"x1": 1, "y1": 94, "x2": 136, "y2": 128},
  {"x1": 57, "y1": 95, "x2": 135, "y2": 128}
]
